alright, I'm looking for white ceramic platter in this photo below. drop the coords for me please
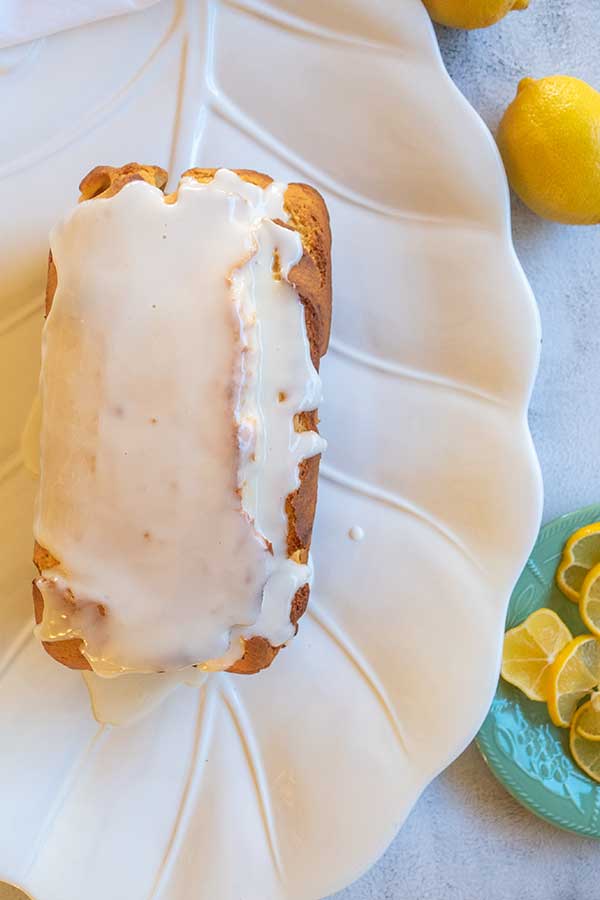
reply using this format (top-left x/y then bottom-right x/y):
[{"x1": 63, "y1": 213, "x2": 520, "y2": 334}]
[{"x1": 0, "y1": 1, "x2": 542, "y2": 898}]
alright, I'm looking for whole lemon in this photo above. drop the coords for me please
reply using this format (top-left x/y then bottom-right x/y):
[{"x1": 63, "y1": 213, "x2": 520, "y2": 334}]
[
  {"x1": 422, "y1": 0, "x2": 528, "y2": 30},
  {"x1": 498, "y1": 76, "x2": 600, "y2": 225}
]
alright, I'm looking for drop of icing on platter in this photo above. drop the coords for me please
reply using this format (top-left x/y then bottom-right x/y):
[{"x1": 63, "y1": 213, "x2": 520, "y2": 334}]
[{"x1": 348, "y1": 525, "x2": 365, "y2": 542}]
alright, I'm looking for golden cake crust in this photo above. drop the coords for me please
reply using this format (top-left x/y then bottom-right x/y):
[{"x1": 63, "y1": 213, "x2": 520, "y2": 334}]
[{"x1": 33, "y1": 164, "x2": 332, "y2": 675}]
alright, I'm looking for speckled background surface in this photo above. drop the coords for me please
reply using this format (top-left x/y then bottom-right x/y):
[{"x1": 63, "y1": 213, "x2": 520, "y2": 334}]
[{"x1": 2, "y1": 2, "x2": 600, "y2": 899}]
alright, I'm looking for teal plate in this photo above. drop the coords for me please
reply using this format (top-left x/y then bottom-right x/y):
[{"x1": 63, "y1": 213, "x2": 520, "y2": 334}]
[{"x1": 477, "y1": 503, "x2": 600, "y2": 838}]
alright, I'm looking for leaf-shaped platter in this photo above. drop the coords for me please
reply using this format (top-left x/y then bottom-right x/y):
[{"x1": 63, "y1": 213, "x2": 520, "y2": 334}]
[{"x1": 0, "y1": 1, "x2": 542, "y2": 898}]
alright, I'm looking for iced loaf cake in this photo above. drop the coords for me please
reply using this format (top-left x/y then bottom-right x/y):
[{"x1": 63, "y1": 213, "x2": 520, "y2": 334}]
[{"x1": 32, "y1": 164, "x2": 332, "y2": 678}]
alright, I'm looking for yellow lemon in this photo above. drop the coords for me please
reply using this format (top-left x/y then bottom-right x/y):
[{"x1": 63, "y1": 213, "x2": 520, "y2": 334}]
[
  {"x1": 501, "y1": 608, "x2": 572, "y2": 701},
  {"x1": 498, "y1": 76, "x2": 600, "y2": 224},
  {"x1": 421, "y1": 0, "x2": 528, "y2": 30},
  {"x1": 547, "y1": 635, "x2": 600, "y2": 728},
  {"x1": 556, "y1": 523, "x2": 600, "y2": 603},
  {"x1": 580, "y1": 563, "x2": 600, "y2": 638},
  {"x1": 570, "y1": 699, "x2": 600, "y2": 782}
]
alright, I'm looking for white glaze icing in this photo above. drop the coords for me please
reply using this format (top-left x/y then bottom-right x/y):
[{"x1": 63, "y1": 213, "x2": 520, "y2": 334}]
[
  {"x1": 82, "y1": 668, "x2": 208, "y2": 726},
  {"x1": 34, "y1": 169, "x2": 325, "y2": 677}
]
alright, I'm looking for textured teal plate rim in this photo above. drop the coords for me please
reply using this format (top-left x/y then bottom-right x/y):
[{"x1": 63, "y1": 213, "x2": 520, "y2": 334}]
[{"x1": 477, "y1": 503, "x2": 600, "y2": 839}]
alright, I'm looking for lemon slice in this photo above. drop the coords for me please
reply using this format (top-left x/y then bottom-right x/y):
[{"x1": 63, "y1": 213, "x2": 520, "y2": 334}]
[
  {"x1": 574, "y1": 692, "x2": 600, "y2": 741},
  {"x1": 579, "y1": 562, "x2": 600, "y2": 637},
  {"x1": 556, "y1": 523, "x2": 600, "y2": 603},
  {"x1": 570, "y1": 699, "x2": 600, "y2": 782},
  {"x1": 501, "y1": 608, "x2": 572, "y2": 701},
  {"x1": 547, "y1": 635, "x2": 600, "y2": 727}
]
